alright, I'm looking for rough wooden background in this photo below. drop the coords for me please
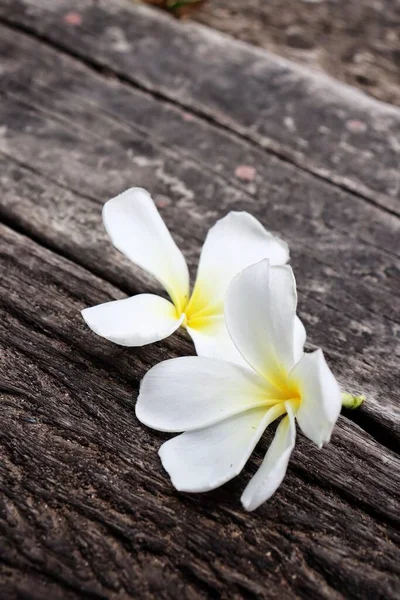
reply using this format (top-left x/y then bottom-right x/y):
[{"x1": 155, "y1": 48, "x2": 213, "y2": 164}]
[
  {"x1": 0, "y1": 1, "x2": 399, "y2": 598},
  {"x1": 194, "y1": 0, "x2": 400, "y2": 108}
]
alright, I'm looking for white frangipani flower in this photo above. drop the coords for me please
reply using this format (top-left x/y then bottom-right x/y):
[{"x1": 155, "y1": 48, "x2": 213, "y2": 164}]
[
  {"x1": 81, "y1": 188, "x2": 289, "y2": 361},
  {"x1": 136, "y1": 259, "x2": 342, "y2": 511}
]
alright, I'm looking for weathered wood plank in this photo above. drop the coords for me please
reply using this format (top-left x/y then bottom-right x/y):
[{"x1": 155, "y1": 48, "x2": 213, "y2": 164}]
[
  {"x1": 193, "y1": 0, "x2": 400, "y2": 108},
  {"x1": 1, "y1": 223, "x2": 399, "y2": 599},
  {"x1": 0, "y1": 24, "x2": 398, "y2": 257},
  {"x1": 0, "y1": 3, "x2": 399, "y2": 596},
  {"x1": 0, "y1": 24, "x2": 399, "y2": 446},
  {"x1": 0, "y1": 23, "x2": 398, "y2": 256},
  {"x1": 1, "y1": 0, "x2": 400, "y2": 214}
]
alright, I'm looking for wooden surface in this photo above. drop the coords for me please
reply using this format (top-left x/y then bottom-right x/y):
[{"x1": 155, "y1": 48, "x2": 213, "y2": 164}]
[
  {"x1": 0, "y1": 1, "x2": 399, "y2": 598},
  {"x1": 193, "y1": 0, "x2": 400, "y2": 108}
]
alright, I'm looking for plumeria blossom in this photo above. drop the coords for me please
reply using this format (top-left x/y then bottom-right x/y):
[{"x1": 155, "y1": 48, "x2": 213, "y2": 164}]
[
  {"x1": 136, "y1": 259, "x2": 342, "y2": 511},
  {"x1": 81, "y1": 188, "x2": 289, "y2": 362}
]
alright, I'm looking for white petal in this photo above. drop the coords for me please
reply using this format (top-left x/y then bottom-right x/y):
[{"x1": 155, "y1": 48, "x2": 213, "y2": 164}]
[
  {"x1": 159, "y1": 404, "x2": 286, "y2": 493},
  {"x1": 103, "y1": 188, "x2": 189, "y2": 311},
  {"x1": 225, "y1": 259, "x2": 302, "y2": 384},
  {"x1": 185, "y1": 212, "x2": 289, "y2": 316},
  {"x1": 241, "y1": 403, "x2": 296, "y2": 511},
  {"x1": 136, "y1": 356, "x2": 284, "y2": 432},
  {"x1": 186, "y1": 315, "x2": 250, "y2": 368},
  {"x1": 81, "y1": 294, "x2": 183, "y2": 347},
  {"x1": 289, "y1": 349, "x2": 341, "y2": 447}
]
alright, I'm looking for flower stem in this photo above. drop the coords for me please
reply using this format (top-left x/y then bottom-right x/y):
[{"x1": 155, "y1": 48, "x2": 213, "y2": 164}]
[{"x1": 341, "y1": 392, "x2": 365, "y2": 410}]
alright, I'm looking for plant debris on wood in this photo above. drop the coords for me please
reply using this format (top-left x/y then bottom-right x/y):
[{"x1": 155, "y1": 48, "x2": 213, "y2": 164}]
[{"x1": 142, "y1": 0, "x2": 205, "y2": 18}]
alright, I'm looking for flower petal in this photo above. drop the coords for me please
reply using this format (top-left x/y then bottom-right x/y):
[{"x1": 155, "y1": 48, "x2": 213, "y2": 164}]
[
  {"x1": 241, "y1": 403, "x2": 296, "y2": 511},
  {"x1": 185, "y1": 212, "x2": 289, "y2": 317},
  {"x1": 225, "y1": 259, "x2": 303, "y2": 384},
  {"x1": 81, "y1": 294, "x2": 183, "y2": 347},
  {"x1": 136, "y1": 356, "x2": 284, "y2": 432},
  {"x1": 159, "y1": 404, "x2": 286, "y2": 493},
  {"x1": 103, "y1": 188, "x2": 189, "y2": 311},
  {"x1": 187, "y1": 316, "x2": 250, "y2": 367},
  {"x1": 289, "y1": 349, "x2": 341, "y2": 447}
]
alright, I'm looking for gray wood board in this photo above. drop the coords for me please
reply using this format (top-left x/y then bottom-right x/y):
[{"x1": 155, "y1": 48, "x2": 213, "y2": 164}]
[
  {"x1": 1, "y1": 224, "x2": 400, "y2": 599},
  {"x1": 0, "y1": 24, "x2": 399, "y2": 441},
  {"x1": 1, "y1": 0, "x2": 400, "y2": 214},
  {"x1": 0, "y1": 2, "x2": 399, "y2": 599}
]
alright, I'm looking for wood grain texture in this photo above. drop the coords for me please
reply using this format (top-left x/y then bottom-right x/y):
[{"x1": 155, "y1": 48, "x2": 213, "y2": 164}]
[
  {"x1": 0, "y1": 24, "x2": 399, "y2": 443},
  {"x1": 1, "y1": 223, "x2": 399, "y2": 600},
  {"x1": 1, "y1": 0, "x2": 400, "y2": 214},
  {"x1": 0, "y1": 1, "x2": 399, "y2": 598},
  {"x1": 193, "y1": 0, "x2": 400, "y2": 108}
]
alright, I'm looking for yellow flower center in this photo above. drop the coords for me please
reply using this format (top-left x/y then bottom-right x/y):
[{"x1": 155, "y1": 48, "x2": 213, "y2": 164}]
[
  {"x1": 175, "y1": 288, "x2": 223, "y2": 332},
  {"x1": 259, "y1": 376, "x2": 301, "y2": 416}
]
